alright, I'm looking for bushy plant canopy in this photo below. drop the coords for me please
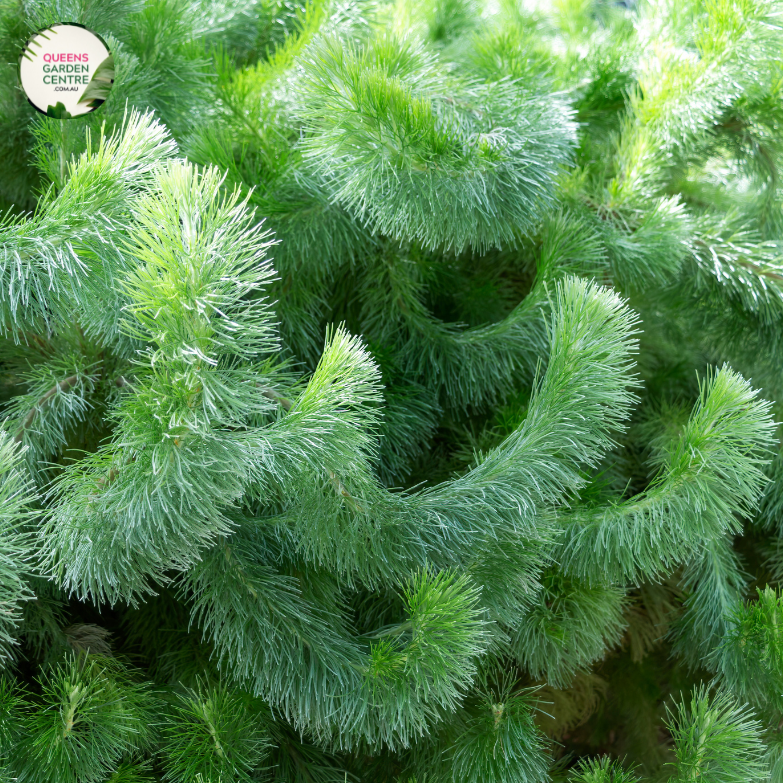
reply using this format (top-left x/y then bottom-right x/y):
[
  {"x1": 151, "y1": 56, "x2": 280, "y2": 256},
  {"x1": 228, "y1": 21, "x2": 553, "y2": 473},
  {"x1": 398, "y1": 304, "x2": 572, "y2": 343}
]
[{"x1": 1, "y1": 0, "x2": 783, "y2": 781}]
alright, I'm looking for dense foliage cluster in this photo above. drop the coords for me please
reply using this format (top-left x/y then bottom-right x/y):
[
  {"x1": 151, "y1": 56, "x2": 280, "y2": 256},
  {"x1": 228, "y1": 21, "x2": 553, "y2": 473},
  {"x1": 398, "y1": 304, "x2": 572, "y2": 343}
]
[{"x1": 2, "y1": 0, "x2": 783, "y2": 781}]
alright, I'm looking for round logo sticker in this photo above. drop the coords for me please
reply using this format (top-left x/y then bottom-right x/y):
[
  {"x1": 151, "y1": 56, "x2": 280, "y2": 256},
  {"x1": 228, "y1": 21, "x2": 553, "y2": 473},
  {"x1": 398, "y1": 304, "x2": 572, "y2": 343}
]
[{"x1": 19, "y1": 24, "x2": 114, "y2": 119}]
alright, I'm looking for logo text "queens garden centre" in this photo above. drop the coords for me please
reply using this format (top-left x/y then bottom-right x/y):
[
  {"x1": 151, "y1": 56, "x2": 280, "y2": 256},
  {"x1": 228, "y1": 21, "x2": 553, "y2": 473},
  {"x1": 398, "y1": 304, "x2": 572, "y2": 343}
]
[
  {"x1": 42, "y1": 52, "x2": 91, "y2": 85},
  {"x1": 19, "y1": 25, "x2": 114, "y2": 118}
]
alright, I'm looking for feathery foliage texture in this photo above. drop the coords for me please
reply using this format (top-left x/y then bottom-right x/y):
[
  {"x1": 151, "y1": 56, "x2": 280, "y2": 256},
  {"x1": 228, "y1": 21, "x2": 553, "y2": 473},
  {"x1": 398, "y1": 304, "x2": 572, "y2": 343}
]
[{"x1": 1, "y1": 0, "x2": 783, "y2": 781}]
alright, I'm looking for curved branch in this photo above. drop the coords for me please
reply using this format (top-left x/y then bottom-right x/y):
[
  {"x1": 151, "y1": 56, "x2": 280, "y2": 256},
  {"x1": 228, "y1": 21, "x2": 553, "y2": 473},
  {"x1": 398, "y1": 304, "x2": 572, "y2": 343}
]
[{"x1": 14, "y1": 375, "x2": 79, "y2": 443}]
